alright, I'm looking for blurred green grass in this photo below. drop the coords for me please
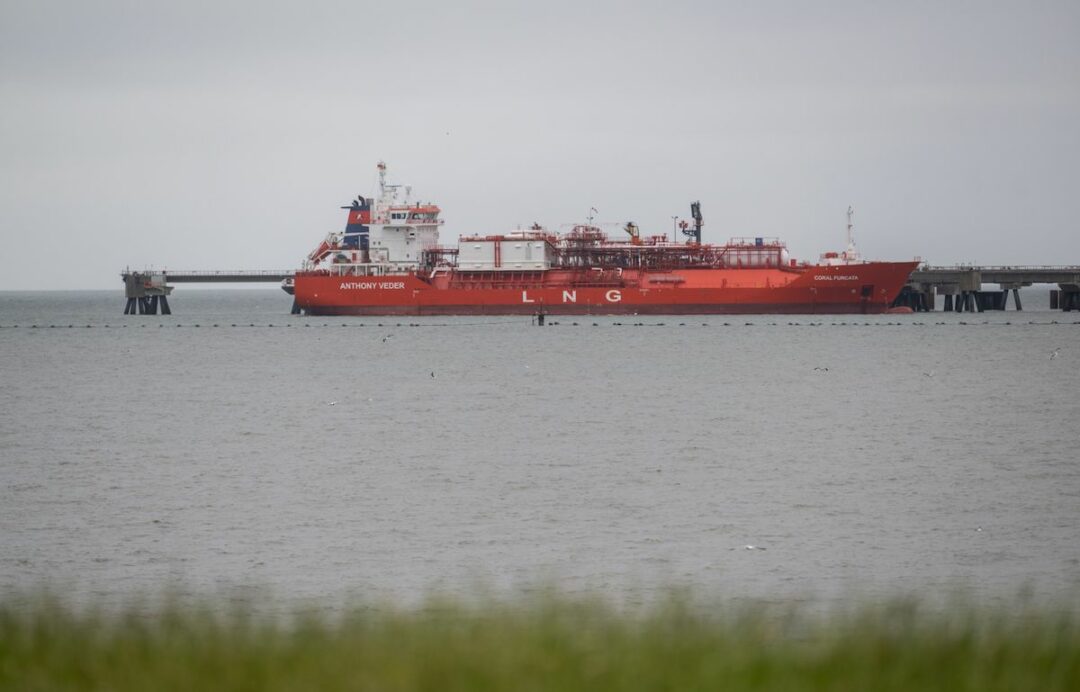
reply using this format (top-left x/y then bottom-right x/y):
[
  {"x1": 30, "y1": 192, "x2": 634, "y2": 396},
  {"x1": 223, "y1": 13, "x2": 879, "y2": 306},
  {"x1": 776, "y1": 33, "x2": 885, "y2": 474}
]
[{"x1": 2, "y1": 595, "x2": 1078, "y2": 691}]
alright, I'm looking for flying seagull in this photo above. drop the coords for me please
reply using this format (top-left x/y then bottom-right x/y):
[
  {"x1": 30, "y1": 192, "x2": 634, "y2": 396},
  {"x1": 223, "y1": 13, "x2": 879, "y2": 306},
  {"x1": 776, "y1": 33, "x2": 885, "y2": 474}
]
[{"x1": 1050, "y1": 348, "x2": 1060, "y2": 360}]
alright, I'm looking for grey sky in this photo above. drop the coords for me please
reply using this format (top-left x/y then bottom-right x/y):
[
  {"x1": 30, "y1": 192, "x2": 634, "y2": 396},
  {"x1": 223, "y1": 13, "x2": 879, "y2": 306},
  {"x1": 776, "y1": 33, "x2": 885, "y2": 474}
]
[{"x1": 2, "y1": 0, "x2": 1078, "y2": 289}]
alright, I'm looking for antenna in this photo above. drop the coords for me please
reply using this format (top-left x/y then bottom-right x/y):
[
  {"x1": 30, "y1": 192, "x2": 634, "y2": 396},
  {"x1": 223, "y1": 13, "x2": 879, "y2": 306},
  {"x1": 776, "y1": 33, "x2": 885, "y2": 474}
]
[{"x1": 377, "y1": 161, "x2": 387, "y2": 195}]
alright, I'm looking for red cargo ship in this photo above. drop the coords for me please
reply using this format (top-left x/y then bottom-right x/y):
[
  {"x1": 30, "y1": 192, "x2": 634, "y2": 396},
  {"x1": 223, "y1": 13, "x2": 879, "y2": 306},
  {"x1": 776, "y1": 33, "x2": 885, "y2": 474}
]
[{"x1": 289, "y1": 163, "x2": 918, "y2": 316}]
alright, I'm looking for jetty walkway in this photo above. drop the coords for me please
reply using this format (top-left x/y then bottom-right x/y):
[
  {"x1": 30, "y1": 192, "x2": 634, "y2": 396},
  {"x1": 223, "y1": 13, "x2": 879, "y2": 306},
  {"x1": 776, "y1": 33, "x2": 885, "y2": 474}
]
[{"x1": 120, "y1": 270, "x2": 293, "y2": 314}]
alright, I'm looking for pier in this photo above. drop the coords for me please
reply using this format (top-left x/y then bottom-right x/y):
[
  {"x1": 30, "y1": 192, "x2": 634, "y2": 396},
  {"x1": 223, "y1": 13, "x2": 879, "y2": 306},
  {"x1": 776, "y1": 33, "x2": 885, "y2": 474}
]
[
  {"x1": 121, "y1": 266, "x2": 1080, "y2": 314},
  {"x1": 121, "y1": 270, "x2": 294, "y2": 314},
  {"x1": 895, "y1": 266, "x2": 1080, "y2": 312}
]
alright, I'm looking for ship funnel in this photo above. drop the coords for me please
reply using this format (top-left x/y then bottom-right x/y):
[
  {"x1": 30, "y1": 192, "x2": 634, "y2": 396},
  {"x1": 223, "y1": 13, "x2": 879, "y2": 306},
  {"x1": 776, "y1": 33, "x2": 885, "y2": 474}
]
[{"x1": 341, "y1": 195, "x2": 371, "y2": 252}]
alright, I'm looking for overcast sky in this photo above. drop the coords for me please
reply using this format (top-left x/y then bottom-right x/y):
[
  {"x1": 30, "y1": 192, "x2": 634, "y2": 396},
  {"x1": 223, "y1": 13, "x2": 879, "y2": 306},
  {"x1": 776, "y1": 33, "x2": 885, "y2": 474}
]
[{"x1": 2, "y1": 0, "x2": 1078, "y2": 289}]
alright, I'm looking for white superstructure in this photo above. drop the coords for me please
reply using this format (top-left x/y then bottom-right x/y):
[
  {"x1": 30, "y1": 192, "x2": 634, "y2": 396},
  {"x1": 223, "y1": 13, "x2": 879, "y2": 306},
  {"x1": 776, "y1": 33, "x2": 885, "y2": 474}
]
[
  {"x1": 366, "y1": 162, "x2": 442, "y2": 269},
  {"x1": 302, "y1": 162, "x2": 445, "y2": 276}
]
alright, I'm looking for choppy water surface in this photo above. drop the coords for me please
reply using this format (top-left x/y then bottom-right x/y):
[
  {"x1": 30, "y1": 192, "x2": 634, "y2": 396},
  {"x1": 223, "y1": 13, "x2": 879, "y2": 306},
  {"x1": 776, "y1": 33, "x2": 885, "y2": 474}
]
[{"x1": 1, "y1": 289, "x2": 1078, "y2": 610}]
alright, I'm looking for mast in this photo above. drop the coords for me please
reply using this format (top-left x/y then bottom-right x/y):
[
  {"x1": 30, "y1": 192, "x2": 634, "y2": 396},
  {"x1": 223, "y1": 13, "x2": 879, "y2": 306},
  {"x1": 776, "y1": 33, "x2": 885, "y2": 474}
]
[{"x1": 846, "y1": 205, "x2": 855, "y2": 254}]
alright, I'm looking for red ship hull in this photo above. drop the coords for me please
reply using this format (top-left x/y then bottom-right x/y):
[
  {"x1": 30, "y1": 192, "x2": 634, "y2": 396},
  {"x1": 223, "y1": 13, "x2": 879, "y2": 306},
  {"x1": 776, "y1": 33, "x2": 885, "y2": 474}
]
[{"x1": 293, "y1": 261, "x2": 919, "y2": 316}]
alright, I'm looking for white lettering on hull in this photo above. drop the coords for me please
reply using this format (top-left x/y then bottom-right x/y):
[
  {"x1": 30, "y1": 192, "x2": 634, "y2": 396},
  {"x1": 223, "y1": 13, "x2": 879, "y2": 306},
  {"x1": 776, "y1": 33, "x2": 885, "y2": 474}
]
[
  {"x1": 813, "y1": 275, "x2": 859, "y2": 281},
  {"x1": 520, "y1": 289, "x2": 622, "y2": 304},
  {"x1": 340, "y1": 281, "x2": 406, "y2": 290}
]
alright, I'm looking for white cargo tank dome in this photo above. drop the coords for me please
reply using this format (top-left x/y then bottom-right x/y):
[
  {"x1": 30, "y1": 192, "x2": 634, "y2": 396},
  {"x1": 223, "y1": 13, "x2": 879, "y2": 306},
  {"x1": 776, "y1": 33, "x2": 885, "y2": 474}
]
[{"x1": 457, "y1": 230, "x2": 556, "y2": 271}]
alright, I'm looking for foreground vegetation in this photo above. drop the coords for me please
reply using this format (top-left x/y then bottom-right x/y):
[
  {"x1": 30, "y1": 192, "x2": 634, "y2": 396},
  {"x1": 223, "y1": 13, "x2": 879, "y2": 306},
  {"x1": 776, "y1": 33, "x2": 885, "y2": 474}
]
[{"x1": 2, "y1": 595, "x2": 1078, "y2": 691}]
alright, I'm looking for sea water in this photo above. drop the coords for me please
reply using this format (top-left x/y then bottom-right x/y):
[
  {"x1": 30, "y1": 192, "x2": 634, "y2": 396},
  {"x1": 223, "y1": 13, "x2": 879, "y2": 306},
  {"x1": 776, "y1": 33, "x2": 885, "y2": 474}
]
[{"x1": 1, "y1": 289, "x2": 1078, "y2": 611}]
